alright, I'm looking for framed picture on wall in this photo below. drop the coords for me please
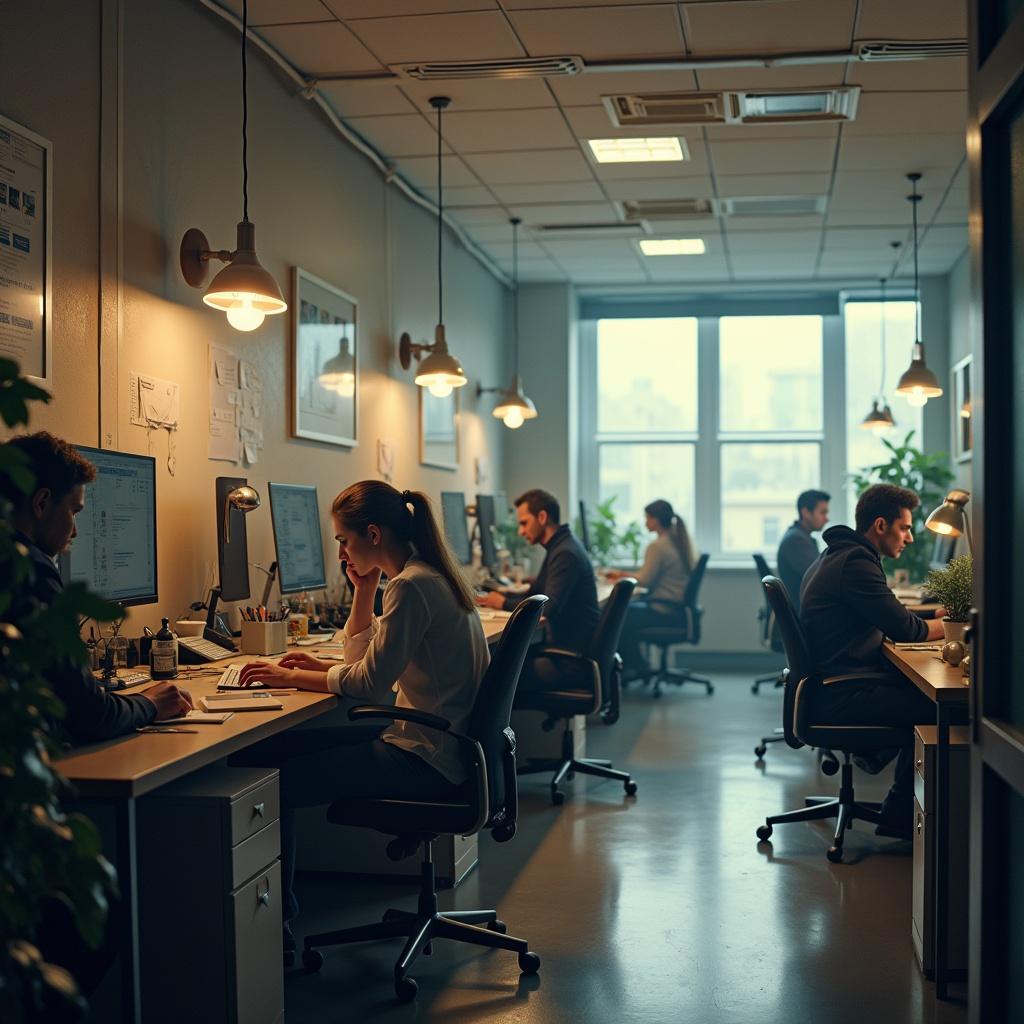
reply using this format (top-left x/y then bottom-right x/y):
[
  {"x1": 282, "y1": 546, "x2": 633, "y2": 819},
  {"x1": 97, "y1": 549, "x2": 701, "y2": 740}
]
[
  {"x1": 0, "y1": 113, "x2": 52, "y2": 387},
  {"x1": 291, "y1": 267, "x2": 358, "y2": 447},
  {"x1": 952, "y1": 354, "x2": 973, "y2": 462},
  {"x1": 419, "y1": 387, "x2": 459, "y2": 470}
]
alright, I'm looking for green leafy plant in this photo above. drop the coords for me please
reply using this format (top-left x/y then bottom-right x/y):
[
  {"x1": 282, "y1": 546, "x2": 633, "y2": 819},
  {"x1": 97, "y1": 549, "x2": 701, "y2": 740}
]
[
  {"x1": 924, "y1": 554, "x2": 973, "y2": 623},
  {"x1": 848, "y1": 430, "x2": 954, "y2": 583},
  {"x1": 583, "y1": 497, "x2": 643, "y2": 567},
  {"x1": 492, "y1": 517, "x2": 528, "y2": 565},
  {"x1": 1, "y1": 358, "x2": 121, "y2": 1022}
]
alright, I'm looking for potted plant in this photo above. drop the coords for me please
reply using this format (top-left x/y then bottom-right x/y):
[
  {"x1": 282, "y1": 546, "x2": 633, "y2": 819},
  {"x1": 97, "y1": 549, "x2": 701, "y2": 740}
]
[
  {"x1": 582, "y1": 497, "x2": 643, "y2": 568},
  {"x1": 924, "y1": 553, "x2": 973, "y2": 643}
]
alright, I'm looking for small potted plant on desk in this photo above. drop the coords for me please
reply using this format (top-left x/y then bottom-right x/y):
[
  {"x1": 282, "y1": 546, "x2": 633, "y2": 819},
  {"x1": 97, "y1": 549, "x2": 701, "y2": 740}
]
[{"x1": 924, "y1": 553, "x2": 973, "y2": 661}]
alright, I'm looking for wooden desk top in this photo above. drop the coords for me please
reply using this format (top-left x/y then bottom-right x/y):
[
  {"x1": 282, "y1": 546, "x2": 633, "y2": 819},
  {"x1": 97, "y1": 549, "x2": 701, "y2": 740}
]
[{"x1": 882, "y1": 642, "x2": 970, "y2": 704}]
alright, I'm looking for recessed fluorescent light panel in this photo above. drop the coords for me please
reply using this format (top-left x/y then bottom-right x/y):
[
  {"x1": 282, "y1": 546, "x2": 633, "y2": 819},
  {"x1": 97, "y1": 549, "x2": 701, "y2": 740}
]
[
  {"x1": 639, "y1": 238, "x2": 706, "y2": 256},
  {"x1": 587, "y1": 137, "x2": 688, "y2": 163}
]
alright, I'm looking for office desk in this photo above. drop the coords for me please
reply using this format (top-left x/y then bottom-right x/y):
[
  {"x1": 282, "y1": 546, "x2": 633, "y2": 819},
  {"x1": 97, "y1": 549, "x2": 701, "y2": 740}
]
[
  {"x1": 882, "y1": 642, "x2": 969, "y2": 999},
  {"x1": 58, "y1": 659, "x2": 337, "y2": 1022}
]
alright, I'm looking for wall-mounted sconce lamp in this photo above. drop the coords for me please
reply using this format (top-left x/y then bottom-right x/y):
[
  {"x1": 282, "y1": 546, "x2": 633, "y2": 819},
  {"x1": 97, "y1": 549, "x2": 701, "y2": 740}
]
[{"x1": 179, "y1": 0, "x2": 286, "y2": 332}]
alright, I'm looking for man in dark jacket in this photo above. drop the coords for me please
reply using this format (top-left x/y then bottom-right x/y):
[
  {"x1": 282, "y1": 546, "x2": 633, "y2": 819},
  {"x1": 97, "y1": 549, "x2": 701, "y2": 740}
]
[
  {"x1": 799, "y1": 483, "x2": 946, "y2": 838},
  {"x1": 5, "y1": 432, "x2": 191, "y2": 743},
  {"x1": 776, "y1": 488, "x2": 829, "y2": 614}
]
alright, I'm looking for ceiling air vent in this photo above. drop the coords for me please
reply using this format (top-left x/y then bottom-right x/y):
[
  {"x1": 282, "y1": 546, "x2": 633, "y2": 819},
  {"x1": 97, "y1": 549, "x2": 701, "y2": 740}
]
[
  {"x1": 719, "y1": 196, "x2": 827, "y2": 217},
  {"x1": 728, "y1": 87, "x2": 860, "y2": 124},
  {"x1": 531, "y1": 222, "x2": 645, "y2": 239},
  {"x1": 857, "y1": 40, "x2": 968, "y2": 61},
  {"x1": 393, "y1": 56, "x2": 583, "y2": 81},
  {"x1": 603, "y1": 92, "x2": 727, "y2": 128},
  {"x1": 620, "y1": 199, "x2": 715, "y2": 222}
]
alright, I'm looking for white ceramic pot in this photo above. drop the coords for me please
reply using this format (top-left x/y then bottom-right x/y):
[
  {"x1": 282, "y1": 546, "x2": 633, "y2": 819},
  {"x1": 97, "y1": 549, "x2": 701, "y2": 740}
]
[{"x1": 942, "y1": 618, "x2": 968, "y2": 644}]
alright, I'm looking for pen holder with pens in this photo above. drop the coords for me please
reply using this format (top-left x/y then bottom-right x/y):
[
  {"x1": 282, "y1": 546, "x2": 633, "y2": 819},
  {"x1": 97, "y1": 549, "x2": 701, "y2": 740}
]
[{"x1": 240, "y1": 620, "x2": 287, "y2": 656}]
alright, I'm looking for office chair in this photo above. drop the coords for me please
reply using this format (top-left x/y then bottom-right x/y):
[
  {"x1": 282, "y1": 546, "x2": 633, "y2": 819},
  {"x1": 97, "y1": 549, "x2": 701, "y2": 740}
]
[
  {"x1": 754, "y1": 577, "x2": 905, "y2": 863},
  {"x1": 751, "y1": 553, "x2": 786, "y2": 695},
  {"x1": 301, "y1": 596, "x2": 547, "y2": 1002},
  {"x1": 634, "y1": 553, "x2": 713, "y2": 697},
  {"x1": 514, "y1": 578, "x2": 639, "y2": 805}
]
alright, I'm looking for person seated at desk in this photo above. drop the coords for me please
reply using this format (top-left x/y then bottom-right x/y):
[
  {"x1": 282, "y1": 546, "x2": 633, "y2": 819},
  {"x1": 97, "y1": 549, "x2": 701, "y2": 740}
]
[
  {"x1": 233, "y1": 481, "x2": 488, "y2": 958},
  {"x1": 800, "y1": 483, "x2": 946, "y2": 839},
  {"x1": 606, "y1": 499, "x2": 695, "y2": 679},
  {"x1": 2, "y1": 431, "x2": 192, "y2": 743},
  {"x1": 777, "y1": 488, "x2": 830, "y2": 614}
]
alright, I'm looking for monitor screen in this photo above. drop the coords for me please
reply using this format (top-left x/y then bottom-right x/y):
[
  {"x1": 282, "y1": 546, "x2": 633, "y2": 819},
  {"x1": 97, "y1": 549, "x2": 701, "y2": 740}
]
[
  {"x1": 441, "y1": 491, "x2": 471, "y2": 565},
  {"x1": 578, "y1": 499, "x2": 593, "y2": 554},
  {"x1": 476, "y1": 493, "x2": 498, "y2": 570},
  {"x1": 930, "y1": 532, "x2": 957, "y2": 571},
  {"x1": 61, "y1": 446, "x2": 158, "y2": 606},
  {"x1": 493, "y1": 490, "x2": 509, "y2": 527},
  {"x1": 268, "y1": 482, "x2": 328, "y2": 595}
]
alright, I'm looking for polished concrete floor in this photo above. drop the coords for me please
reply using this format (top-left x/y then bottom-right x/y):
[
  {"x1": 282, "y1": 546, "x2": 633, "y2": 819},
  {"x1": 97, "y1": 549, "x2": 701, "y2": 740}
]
[{"x1": 285, "y1": 674, "x2": 968, "y2": 1023}]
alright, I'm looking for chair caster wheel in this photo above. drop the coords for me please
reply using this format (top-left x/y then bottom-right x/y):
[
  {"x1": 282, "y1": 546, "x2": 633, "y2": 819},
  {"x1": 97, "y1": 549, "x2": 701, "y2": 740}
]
[
  {"x1": 551, "y1": 789, "x2": 565, "y2": 806},
  {"x1": 489, "y1": 919, "x2": 508, "y2": 934},
  {"x1": 518, "y1": 951, "x2": 541, "y2": 974},
  {"x1": 395, "y1": 975, "x2": 418, "y2": 1002},
  {"x1": 302, "y1": 948, "x2": 324, "y2": 972},
  {"x1": 756, "y1": 824, "x2": 773, "y2": 842},
  {"x1": 754, "y1": 744, "x2": 767, "y2": 758},
  {"x1": 707, "y1": 685, "x2": 715, "y2": 695},
  {"x1": 827, "y1": 846, "x2": 844, "y2": 863},
  {"x1": 821, "y1": 758, "x2": 840, "y2": 776},
  {"x1": 624, "y1": 780, "x2": 637, "y2": 796}
]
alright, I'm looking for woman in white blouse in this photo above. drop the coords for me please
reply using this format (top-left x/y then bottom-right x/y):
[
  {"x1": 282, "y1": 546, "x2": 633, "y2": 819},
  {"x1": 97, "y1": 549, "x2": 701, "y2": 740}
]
[{"x1": 235, "y1": 481, "x2": 489, "y2": 955}]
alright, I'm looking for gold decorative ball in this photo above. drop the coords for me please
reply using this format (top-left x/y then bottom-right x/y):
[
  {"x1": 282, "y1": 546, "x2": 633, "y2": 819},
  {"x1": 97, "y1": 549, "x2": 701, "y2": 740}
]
[
  {"x1": 941, "y1": 640, "x2": 966, "y2": 667},
  {"x1": 960, "y1": 654, "x2": 971, "y2": 679}
]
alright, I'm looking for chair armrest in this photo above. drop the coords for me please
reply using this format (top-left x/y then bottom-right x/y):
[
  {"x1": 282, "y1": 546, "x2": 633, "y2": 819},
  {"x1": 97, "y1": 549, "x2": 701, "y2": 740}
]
[
  {"x1": 532, "y1": 646, "x2": 590, "y2": 666},
  {"x1": 820, "y1": 672, "x2": 901, "y2": 688},
  {"x1": 348, "y1": 705, "x2": 452, "y2": 732}
]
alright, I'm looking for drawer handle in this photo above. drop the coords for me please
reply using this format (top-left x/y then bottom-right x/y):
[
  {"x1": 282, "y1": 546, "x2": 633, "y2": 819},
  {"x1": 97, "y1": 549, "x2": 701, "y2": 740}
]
[
  {"x1": 253, "y1": 802, "x2": 265, "y2": 819},
  {"x1": 258, "y1": 882, "x2": 271, "y2": 908},
  {"x1": 915, "y1": 759, "x2": 923, "y2": 771},
  {"x1": 916, "y1": 814, "x2": 923, "y2": 836}
]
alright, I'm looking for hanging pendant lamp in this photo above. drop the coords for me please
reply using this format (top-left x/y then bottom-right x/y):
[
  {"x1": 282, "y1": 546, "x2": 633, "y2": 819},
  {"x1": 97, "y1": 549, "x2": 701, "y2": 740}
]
[
  {"x1": 482, "y1": 217, "x2": 538, "y2": 430},
  {"x1": 398, "y1": 96, "x2": 467, "y2": 398},
  {"x1": 895, "y1": 173, "x2": 942, "y2": 407},
  {"x1": 319, "y1": 330, "x2": 355, "y2": 397},
  {"x1": 859, "y1": 276, "x2": 896, "y2": 434},
  {"x1": 179, "y1": 0, "x2": 286, "y2": 332}
]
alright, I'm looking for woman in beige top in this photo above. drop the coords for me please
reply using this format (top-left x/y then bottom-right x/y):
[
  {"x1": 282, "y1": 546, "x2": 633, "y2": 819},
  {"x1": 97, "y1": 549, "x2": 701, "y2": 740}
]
[{"x1": 234, "y1": 481, "x2": 488, "y2": 955}]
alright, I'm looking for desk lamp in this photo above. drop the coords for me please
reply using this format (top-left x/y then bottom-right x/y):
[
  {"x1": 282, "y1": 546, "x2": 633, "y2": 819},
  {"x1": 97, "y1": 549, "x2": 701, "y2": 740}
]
[
  {"x1": 925, "y1": 488, "x2": 973, "y2": 555},
  {"x1": 224, "y1": 484, "x2": 261, "y2": 543}
]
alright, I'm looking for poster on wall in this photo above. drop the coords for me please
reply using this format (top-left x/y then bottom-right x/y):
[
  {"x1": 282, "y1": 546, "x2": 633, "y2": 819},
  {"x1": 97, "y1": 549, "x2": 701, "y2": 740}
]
[
  {"x1": 419, "y1": 387, "x2": 459, "y2": 471},
  {"x1": 0, "y1": 113, "x2": 51, "y2": 386},
  {"x1": 292, "y1": 267, "x2": 358, "y2": 448}
]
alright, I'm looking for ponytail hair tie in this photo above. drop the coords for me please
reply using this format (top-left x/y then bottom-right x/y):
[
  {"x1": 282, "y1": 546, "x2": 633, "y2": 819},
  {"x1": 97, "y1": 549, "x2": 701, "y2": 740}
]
[{"x1": 402, "y1": 489, "x2": 412, "y2": 503}]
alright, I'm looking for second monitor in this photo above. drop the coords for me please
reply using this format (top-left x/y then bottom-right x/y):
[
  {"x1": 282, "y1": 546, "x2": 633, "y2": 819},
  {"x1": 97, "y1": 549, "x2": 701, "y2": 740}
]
[
  {"x1": 476, "y1": 493, "x2": 498, "y2": 571},
  {"x1": 268, "y1": 482, "x2": 327, "y2": 594},
  {"x1": 441, "y1": 491, "x2": 472, "y2": 565}
]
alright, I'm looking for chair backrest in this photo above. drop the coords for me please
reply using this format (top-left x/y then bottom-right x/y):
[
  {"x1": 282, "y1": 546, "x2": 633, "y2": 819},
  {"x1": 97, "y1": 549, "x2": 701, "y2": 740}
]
[
  {"x1": 584, "y1": 577, "x2": 637, "y2": 684},
  {"x1": 467, "y1": 595, "x2": 547, "y2": 819},
  {"x1": 752, "y1": 553, "x2": 781, "y2": 651},
  {"x1": 761, "y1": 575, "x2": 814, "y2": 748},
  {"x1": 682, "y1": 552, "x2": 710, "y2": 608}
]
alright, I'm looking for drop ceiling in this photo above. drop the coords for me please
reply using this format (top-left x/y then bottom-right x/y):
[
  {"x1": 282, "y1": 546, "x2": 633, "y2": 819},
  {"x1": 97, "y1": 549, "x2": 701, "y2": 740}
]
[{"x1": 208, "y1": 0, "x2": 969, "y2": 287}]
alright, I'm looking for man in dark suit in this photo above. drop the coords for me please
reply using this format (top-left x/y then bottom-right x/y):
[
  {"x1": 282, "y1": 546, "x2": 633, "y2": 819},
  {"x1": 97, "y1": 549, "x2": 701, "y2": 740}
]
[{"x1": 5, "y1": 432, "x2": 191, "y2": 743}]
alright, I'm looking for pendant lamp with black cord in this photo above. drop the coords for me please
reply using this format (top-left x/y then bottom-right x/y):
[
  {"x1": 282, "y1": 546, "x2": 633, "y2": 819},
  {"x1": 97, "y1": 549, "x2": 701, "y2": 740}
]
[
  {"x1": 179, "y1": 0, "x2": 287, "y2": 332},
  {"x1": 859, "y1": 275, "x2": 897, "y2": 434}
]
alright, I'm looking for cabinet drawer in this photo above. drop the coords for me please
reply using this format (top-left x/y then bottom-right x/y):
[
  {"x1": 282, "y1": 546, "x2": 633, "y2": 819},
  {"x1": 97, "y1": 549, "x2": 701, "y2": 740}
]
[
  {"x1": 230, "y1": 775, "x2": 280, "y2": 846},
  {"x1": 232, "y1": 862, "x2": 284, "y2": 1024},
  {"x1": 232, "y1": 819, "x2": 280, "y2": 890}
]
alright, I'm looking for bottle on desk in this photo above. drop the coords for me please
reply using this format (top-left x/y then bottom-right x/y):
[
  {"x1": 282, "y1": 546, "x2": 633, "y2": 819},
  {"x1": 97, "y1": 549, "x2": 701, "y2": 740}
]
[{"x1": 150, "y1": 617, "x2": 179, "y2": 679}]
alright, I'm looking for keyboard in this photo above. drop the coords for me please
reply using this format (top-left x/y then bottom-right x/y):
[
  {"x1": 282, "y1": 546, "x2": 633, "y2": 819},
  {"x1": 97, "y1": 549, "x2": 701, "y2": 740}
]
[
  {"x1": 217, "y1": 664, "x2": 264, "y2": 689},
  {"x1": 178, "y1": 635, "x2": 236, "y2": 663}
]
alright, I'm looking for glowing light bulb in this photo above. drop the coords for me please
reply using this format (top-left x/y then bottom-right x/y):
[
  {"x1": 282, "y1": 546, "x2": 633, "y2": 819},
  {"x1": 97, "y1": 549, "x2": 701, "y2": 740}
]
[
  {"x1": 906, "y1": 389, "x2": 928, "y2": 408},
  {"x1": 871, "y1": 423, "x2": 890, "y2": 436},
  {"x1": 225, "y1": 296, "x2": 266, "y2": 332},
  {"x1": 503, "y1": 408, "x2": 525, "y2": 429},
  {"x1": 428, "y1": 379, "x2": 453, "y2": 398}
]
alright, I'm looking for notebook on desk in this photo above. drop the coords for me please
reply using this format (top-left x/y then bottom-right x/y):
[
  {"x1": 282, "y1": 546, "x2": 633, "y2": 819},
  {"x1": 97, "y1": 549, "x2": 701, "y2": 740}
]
[{"x1": 200, "y1": 693, "x2": 284, "y2": 712}]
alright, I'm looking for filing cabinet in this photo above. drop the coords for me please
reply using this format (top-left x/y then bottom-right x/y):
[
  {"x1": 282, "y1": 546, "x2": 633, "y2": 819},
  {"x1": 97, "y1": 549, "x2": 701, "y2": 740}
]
[{"x1": 138, "y1": 766, "x2": 283, "y2": 1024}]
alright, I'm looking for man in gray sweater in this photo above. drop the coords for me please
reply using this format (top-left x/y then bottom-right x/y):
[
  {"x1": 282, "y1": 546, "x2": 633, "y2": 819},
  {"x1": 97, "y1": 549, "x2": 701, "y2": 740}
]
[{"x1": 776, "y1": 488, "x2": 829, "y2": 614}]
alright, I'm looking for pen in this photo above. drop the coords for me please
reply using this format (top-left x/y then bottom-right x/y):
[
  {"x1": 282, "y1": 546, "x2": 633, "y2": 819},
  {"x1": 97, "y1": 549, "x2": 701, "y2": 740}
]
[{"x1": 138, "y1": 727, "x2": 200, "y2": 734}]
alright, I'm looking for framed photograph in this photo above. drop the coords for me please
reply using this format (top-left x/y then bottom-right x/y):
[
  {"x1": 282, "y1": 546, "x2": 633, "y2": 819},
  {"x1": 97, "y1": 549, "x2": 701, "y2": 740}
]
[
  {"x1": 952, "y1": 354, "x2": 973, "y2": 463},
  {"x1": 419, "y1": 387, "x2": 459, "y2": 470},
  {"x1": 291, "y1": 267, "x2": 357, "y2": 447},
  {"x1": 0, "y1": 113, "x2": 52, "y2": 387}
]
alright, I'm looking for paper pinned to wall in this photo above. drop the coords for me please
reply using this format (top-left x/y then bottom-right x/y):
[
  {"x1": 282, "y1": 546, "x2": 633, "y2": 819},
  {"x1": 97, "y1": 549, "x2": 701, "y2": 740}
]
[
  {"x1": 129, "y1": 371, "x2": 181, "y2": 429},
  {"x1": 240, "y1": 360, "x2": 262, "y2": 394},
  {"x1": 209, "y1": 410, "x2": 240, "y2": 462},
  {"x1": 209, "y1": 345, "x2": 265, "y2": 465}
]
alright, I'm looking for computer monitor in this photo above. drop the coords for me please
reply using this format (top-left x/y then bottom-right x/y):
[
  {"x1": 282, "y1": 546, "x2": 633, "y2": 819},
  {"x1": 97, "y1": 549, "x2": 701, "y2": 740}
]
[
  {"x1": 60, "y1": 445, "x2": 158, "y2": 606},
  {"x1": 930, "y1": 533, "x2": 957, "y2": 572},
  {"x1": 476, "y1": 493, "x2": 498, "y2": 571},
  {"x1": 493, "y1": 489, "x2": 509, "y2": 527},
  {"x1": 268, "y1": 482, "x2": 327, "y2": 595},
  {"x1": 578, "y1": 499, "x2": 593, "y2": 554},
  {"x1": 441, "y1": 491, "x2": 471, "y2": 565}
]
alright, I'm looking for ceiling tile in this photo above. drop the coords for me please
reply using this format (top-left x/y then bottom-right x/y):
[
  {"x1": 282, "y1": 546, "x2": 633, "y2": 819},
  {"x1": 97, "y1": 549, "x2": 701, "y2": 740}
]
[
  {"x1": 491, "y1": 181, "x2": 605, "y2": 204},
  {"x1": 842, "y1": 92, "x2": 968, "y2": 136},
  {"x1": 401, "y1": 78, "x2": 554, "y2": 113},
  {"x1": 704, "y1": 123, "x2": 841, "y2": 141},
  {"x1": 396, "y1": 154, "x2": 481, "y2": 188},
  {"x1": 590, "y1": 151, "x2": 712, "y2": 180},
  {"x1": 447, "y1": 206, "x2": 512, "y2": 225},
  {"x1": 504, "y1": 0, "x2": 669, "y2": 7},
  {"x1": 600, "y1": 175, "x2": 714, "y2": 199},
  {"x1": 683, "y1": 0, "x2": 857, "y2": 55},
  {"x1": 221, "y1": 0, "x2": 334, "y2": 25},
  {"x1": 465, "y1": 149, "x2": 593, "y2": 184},
  {"x1": 715, "y1": 172, "x2": 833, "y2": 196},
  {"x1": 509, "y1": 5, "x2": 686, "y2": 61},
  {"x1": 726, "y1": 229, "x2": 822, "y2": 252},
  {"x1": 318, "y1": 82, "x2": 417, "y2": 116},
  {"x1": 730, "y1": 253, "x2": 818, "y2": 275},
  {"x1": 824, "y1": 226, "x2": 908, "y2": 250},
  {"x1": 345, "y1": 113, "x2": 447, "y2": 157},
  {"x1": 561, "y1": 106, "x2": 709, "y2": 154},
  {"x1": 513, "y1": 201, "x2": 619, "y2": 224},
  {"x1": 465, "y1": 223, "x2": 523, "y2": 242},
  {"x1": 442, "y1": 109, "x2": 576, "y2": 153},
  {"x1": 345, "y1": 12, "x2": 524, "y2": 63},
  {"x1": 715, "y1": 214, "x2": 824, "y2": 230},
  {"x1": 695, "y1": 64, "x2": 846, "y2": 90},
  {"x1": 418, "y1": 185, "x2": 497, "y2": 207},
  {"x1": 847, "y1": 57, "x2": 967, "y2": 93},
  {"x1": 541, "y1": 238, "x2": 640, "y2": 258},
  {"x1": 325, "y1": 1, "x2": 497, "y2": 16},
  {"x1": 258, "y1": 20, "x2": 383, "y2": 73},
  {"x1": 549, "y1": 69, "x2": 699, "y2": 108},
  {"x1": 710, "y1": 137, "x2": 837, "y2": 174},
  {"x1": 855, "y1": 0, "x2": 967, "y2": 39},
  {"x1": 475, "y1": 240, "x2": 549, "y2": 261},
  {"x1": 837, "y1": 134, "x2": 965, "y2": 173}
]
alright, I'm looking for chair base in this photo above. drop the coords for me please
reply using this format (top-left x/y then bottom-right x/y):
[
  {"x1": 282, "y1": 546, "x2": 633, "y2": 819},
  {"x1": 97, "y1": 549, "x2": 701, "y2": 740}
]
[
  {"x1": 754, "y1": 756, "x2": 884, "y2": 862},
  {"x1": 754, "y1": 728, "x2": 785, "y2": 759},
  {"x1": 517, "y1": 724, "x2": 637, "y2": 805},
  {"x1": 302, "y1": 842, "x2": 539, "y2": 1002},
  {"x1": 638, "y1": 666, "x2": 714, "y2": 698},
  {"x1": 751, "y1": 670, "x2": 785, "y2": 695}
]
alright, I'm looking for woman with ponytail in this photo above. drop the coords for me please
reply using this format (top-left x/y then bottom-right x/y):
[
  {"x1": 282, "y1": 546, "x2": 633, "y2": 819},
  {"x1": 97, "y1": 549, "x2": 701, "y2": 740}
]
[
  {"x1": 235, "y1": 481, "x2": 488, "y2": 948},
  {"x1": 608, "y1": 498, "x2": 697, "y2": 678}
]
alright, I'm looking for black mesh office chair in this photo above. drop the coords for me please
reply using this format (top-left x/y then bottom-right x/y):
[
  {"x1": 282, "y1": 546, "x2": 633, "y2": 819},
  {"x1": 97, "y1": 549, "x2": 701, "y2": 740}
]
[
  {"x1": 634, "y1": 553, "x2": 713, "y2": 697},
  {"x1": 515, "y1": 578, "x2": 639, "y2": 805},
  {"x1": 301, "y1": 596, "x2": 547, "y2": 1002},
  {"x1": 754, "y1": 577, "x2": 905, "y2": 863},
  {"x1": 751, "y1": 553, "x2": 785, "y2": 695}
]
